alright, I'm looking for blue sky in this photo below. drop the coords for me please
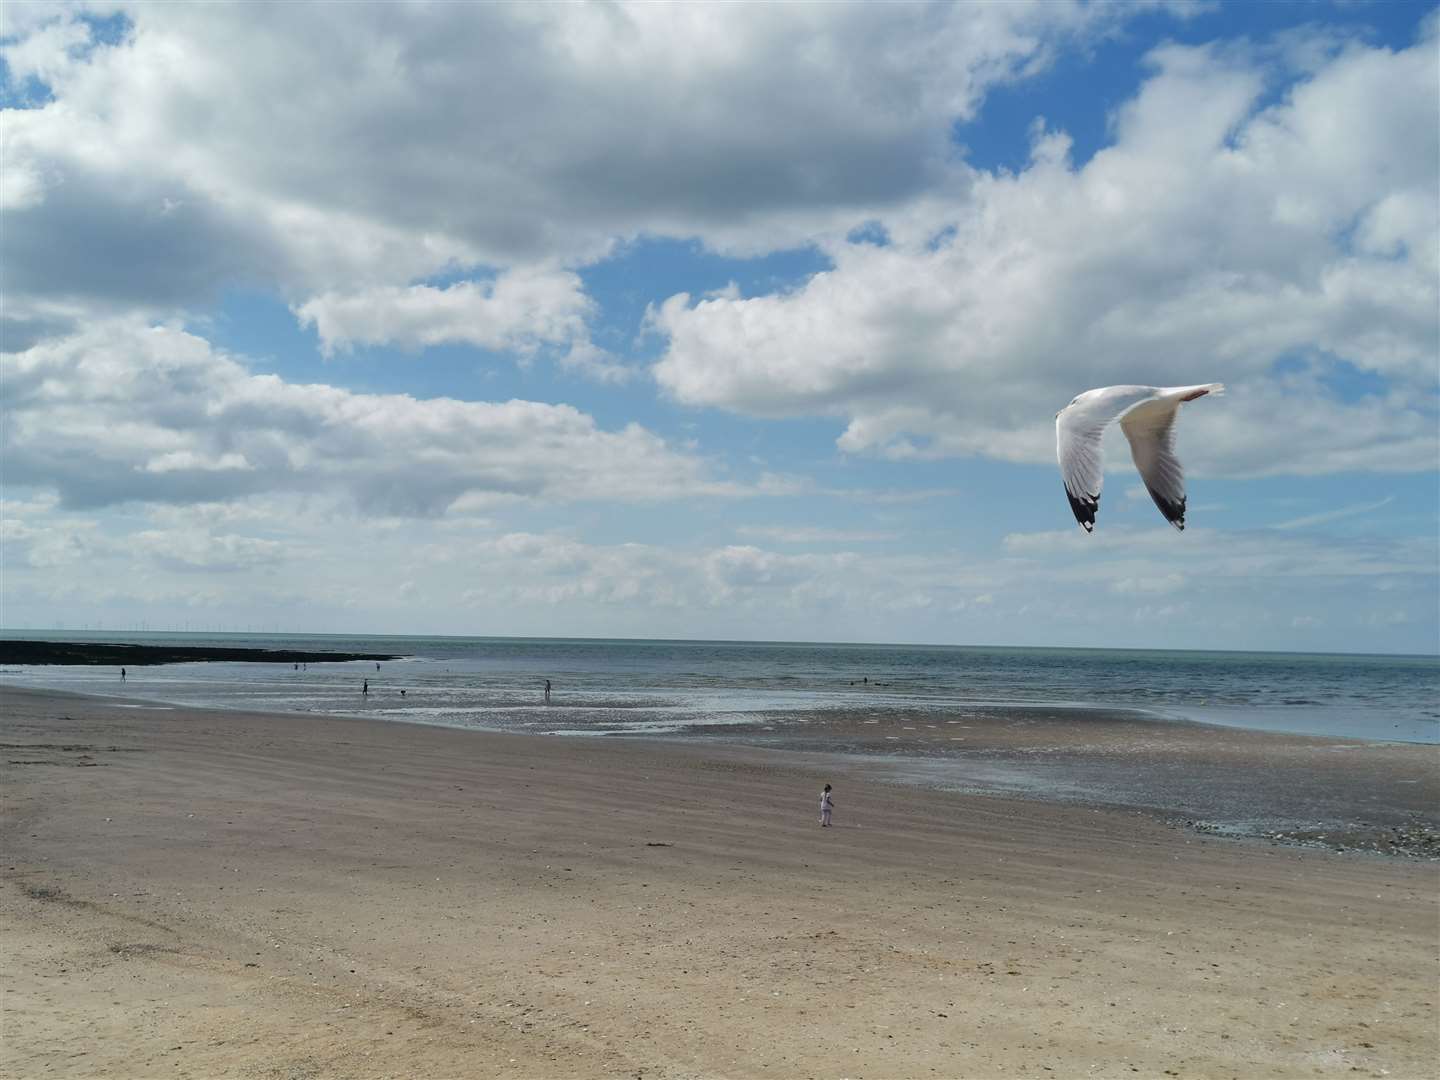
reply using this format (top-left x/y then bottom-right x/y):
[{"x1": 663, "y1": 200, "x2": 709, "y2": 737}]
[{"x1": 1, "y1": 1, "x2": 1436, "y2": 653}]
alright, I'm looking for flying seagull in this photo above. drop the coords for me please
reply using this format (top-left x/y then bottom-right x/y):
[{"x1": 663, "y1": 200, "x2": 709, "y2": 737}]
[{"x1": 1055, "y1": 383, "x2": 1224, "y2": 532}]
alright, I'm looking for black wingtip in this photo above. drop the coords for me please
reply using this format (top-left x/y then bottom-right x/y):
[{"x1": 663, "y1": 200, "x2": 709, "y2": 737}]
[
  {"x1": 1065, "y1": 486, "x2": 1098, "y2": 532},
  {"x1": 1146, "y1": 488, "x2": 1187, "y2": 531}
]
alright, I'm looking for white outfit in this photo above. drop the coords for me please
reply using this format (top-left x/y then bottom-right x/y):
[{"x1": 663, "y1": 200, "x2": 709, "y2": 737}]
[{"x1": 819, "y1": 789, "x2": 833, "y2": 827}]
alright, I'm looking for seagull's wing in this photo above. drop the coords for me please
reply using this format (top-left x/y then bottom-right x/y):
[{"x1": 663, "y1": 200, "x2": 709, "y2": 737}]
[
  {"x1": 1117, "y1": 383, "x2": 1222, "y2": 530},
  {"x1": 1055, "y1": 405, "x2": 1112, "y2": 533},
  {"x1": 1119, "y1": 399, "x2": 1187, "y2": 530}
]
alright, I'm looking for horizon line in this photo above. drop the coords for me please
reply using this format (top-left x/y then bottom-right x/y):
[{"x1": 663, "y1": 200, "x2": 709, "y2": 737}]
[{"x1": 1, "y1": 628, "x2": 1435, "y2": 662}]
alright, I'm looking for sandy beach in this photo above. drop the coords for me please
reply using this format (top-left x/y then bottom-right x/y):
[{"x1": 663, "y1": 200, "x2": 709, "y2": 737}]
[{"x1": 2, "y1": 686, "x2": 1436, "y2": 1079}]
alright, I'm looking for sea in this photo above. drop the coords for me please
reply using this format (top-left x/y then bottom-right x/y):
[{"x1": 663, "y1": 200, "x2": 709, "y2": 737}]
[{"x1": 2, "y1": 630, "x2": 1436, "y2": 745}]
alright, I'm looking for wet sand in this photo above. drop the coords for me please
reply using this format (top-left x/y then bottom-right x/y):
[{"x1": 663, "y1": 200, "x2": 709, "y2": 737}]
[
  {"x1": 692, "y1": 705, "x2": 1440, "y2": 855},
  {"x1": 2, "y1": 686, "x2": 1436, "y2": 1079}
]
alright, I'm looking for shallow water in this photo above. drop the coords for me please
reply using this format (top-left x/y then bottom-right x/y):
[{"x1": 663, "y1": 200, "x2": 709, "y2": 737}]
[{"x1": 3, "y1": 630, "x2": 1436, "y2": 744}]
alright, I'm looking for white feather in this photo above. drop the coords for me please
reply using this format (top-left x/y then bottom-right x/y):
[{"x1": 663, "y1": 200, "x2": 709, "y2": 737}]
[{"x1": 1055, "y1": 383, "x2": 1223, "y2": 532}]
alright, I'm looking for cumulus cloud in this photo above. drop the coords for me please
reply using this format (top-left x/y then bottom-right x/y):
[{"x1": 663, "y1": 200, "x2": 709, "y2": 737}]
[
  {"x1": 1, "y1": 1, "x2": 1193, "y2": 324},
  {"x1": 293, "y1": 270, "x2": 632, "y2": 380},
  {"x1": 650, "y1": 29, "x2": 1439, "y2": 477},
  {"x1": 0, "y1": 320, "x2": 743, "y2": 514},
  {"x1": 294, "y1": 272, "x2": 591, "y2": 357}
]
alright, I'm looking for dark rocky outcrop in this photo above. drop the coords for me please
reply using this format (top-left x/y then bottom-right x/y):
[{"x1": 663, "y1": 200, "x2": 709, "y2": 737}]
[{"x1": 0, "y1": 641, "x2": 400, "y2": 666}]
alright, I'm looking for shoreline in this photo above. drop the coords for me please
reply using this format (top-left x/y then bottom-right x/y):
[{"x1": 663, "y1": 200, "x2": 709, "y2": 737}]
[
  {"x1": 3, "y1": 686, "x2": 1437, "y2": 1077},
  {"x1": 4, "y1": 635, "x2": 1435, "y2": 751}
]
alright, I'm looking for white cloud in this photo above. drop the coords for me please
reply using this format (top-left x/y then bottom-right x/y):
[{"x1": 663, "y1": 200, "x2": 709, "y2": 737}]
[
  {"x1": 0, "y1": 320, "x2": 747, "y2": 514},
  {"x1": 1, "y1": 291, "x2": 1432, "y2": 645},
  {"x1": 131, "y1": 528, "x2": 287, "y2": 572},
  {"x1": 0, "y1": 1, "x2": 1195, "y2": 324},
  {"x1": 293, "y1": 270, "x2": 625, "y2": 380},
  {"x1": 4, "y1": 498, "x2": 1431, "y2": 650},
  {"x1": 142, "y1": 450, "x2": 251, "y2": 475},
  {"x1": 0, "y1": 516, "x2": 96, "y2": 568},
  {"x1": 702, "y1": 545, "x2": 855, "y2": 603},
  {"x1": 650, "y1": 30, "x2": 1439, "y2": 478}
]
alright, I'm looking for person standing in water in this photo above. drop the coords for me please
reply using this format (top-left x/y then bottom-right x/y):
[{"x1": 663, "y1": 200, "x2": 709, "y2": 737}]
[
  {"x1": 121, "y1": 667, "x2": 126, "y2": 681},
  {"x1": 544, "y1": 679, "x2": 552, "y2": 705},
  {"x1": 362, "y1": 679, "x2": 369, "y2": 696},
  {"x1": 819, "y1": 784, "x2": 834, "y2": 827}
]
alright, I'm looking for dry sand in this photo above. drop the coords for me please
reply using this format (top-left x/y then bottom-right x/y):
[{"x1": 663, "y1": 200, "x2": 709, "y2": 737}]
[{"x1": 2, "y1": 686, "x2": 1436, "y2": 1079}]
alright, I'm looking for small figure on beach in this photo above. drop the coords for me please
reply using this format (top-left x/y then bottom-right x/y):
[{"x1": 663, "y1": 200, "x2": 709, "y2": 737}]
[
  {"x1": 362, "y1": 679, "x2": 369, "y2": 696},
  {"x1": 121, "y1": 667, "x2": 126, "y2": 681},
  {"x1": 376, "y1": 662, "x2": 381, "y2": 671},
  {"x1": 400, "y1": 689, "x2": 406, "y2": 697},
  {"x1": 819, "y1": 784, "x2": 834, "y2": 827},
  {"x1": 544, "y1": 679, "x2": 552, "y2": 705}
]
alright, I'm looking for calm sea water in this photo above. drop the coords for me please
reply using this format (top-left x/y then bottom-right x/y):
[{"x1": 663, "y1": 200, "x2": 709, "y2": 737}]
[{"x1": 2, "y1": 630, "x2": 1436, "y2": 744}]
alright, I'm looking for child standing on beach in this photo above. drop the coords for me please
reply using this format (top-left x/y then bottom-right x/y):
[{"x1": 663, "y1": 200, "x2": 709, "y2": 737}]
[{"x1": 819, "y1": 784, "x2": 834, "y2": 827}]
